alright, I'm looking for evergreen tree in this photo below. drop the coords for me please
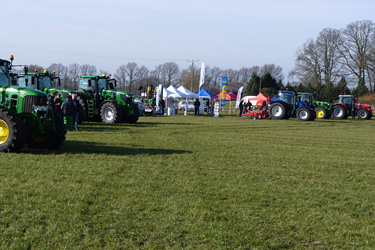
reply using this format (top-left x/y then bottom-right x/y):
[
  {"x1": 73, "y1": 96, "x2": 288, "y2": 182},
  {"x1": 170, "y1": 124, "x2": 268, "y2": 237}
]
[
  {"x1": 320, "y1": 82, "x2": 335, "y2": 102},
  {"x1": 335, "y1": 77, "x2": 350, "y2": 96},
  {"x1": 285, "y1": 82, "x2": 294, "y2": 91},
  {"x1": 352, "y1": 78, "x2": 368, "y2": 97},
  {"x1": 245, "y1": 73, "x2": 260, "y2": 95}
]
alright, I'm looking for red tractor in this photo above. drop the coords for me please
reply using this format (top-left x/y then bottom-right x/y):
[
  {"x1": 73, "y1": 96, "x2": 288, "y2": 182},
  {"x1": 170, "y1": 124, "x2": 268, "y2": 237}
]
[{"x1": 332, "y1": 95, "x2": 372, "y2": 120}]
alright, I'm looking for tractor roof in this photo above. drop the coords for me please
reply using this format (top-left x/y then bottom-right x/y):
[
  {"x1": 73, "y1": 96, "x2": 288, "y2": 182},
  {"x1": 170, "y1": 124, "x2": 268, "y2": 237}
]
[
  {"x1": 279, "y1": 90, "x2": 295, "y2": 94},
  {"x1": 297, "y1": 92, "x2": 312, "y2": 95},
  {"x1": 79, "y1": 75, "x2": 110, "y2": 79},
  {"x1": 0, "y1": 58, "x2": 10, "y2": 64}
]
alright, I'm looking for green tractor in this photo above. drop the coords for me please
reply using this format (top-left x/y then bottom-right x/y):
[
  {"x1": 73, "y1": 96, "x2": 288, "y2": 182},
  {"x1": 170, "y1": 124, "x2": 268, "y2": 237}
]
[
  {"x1": 0, "y1": 56, "x2": 65, "y2": 152},
  {"x1": 298, "y1": 92, "x2": 332, "y2": 119},
  {"x1": 15, "y1": 68, "x2": 78, "y2": 102},
  {"x1": 142, "y1": 84, "x2": 156, "y2": 115},
  {"x1": 76, "y1": 75, "x2": 139, "y2": 123}
]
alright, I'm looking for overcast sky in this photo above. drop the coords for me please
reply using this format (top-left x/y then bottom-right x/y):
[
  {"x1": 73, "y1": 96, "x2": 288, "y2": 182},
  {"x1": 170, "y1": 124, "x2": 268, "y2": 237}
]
[{"x1": 1, "y1": 0, "x2": 375, "y2": 83}]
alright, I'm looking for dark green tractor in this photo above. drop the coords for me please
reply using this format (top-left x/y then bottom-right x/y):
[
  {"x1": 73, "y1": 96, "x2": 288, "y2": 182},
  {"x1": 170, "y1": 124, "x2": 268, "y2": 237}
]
[
  {"x1": 76, "y1": 75, "x2": 139, "y2": 123},
  {"x1": 0, "y1": 56, "x2": 65, "y2": 152},
  {"x1": 298, "y1": 92, "x2": 332, "y2": 119}
]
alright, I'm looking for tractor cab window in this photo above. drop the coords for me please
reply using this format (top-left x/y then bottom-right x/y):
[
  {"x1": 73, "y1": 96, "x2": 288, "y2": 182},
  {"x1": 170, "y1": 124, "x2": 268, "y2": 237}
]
[
  {"x1": 97, "y1": 78, "x2": 107, "y2": 91},
  {"x1": 279, "y1": 92, "x2": 294, "y2": 104},
  {"x1": 17, "y1": 75, "x2": 33, "y2": 88},
  {"x1": 299, "y1": 94, "x2": 309, "y2": 102},
  {"x1": 79, "y1": 78, "x2": 94, "y2": 90},
  {"x1": 341, "y1": 96, "x2": 352, "y2": 105},
  {"x1": 0, "y1": 62, "x2": 10, "y2": 85},
  {"x1": 38, "y1": 75, "x2": 52, "y2": 89}
]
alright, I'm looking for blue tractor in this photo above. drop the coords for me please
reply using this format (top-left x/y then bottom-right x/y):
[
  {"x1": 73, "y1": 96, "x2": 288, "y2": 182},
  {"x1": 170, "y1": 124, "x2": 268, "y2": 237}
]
[{"x1": 269, "y1": 90, "x2": 316, "y2": 121}]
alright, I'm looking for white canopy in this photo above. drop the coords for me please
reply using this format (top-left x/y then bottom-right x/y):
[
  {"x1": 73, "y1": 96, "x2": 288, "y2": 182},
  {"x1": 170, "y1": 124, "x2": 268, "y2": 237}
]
[
  {"x1": 177, "y1": 86, "x2": 199, "y2": 99},
  {"x1": 167, "y1": 85, "x2": 189, "y2": 98},
  {"x1": 163, "y1": 87, "x2": 181, "y2": 99}
]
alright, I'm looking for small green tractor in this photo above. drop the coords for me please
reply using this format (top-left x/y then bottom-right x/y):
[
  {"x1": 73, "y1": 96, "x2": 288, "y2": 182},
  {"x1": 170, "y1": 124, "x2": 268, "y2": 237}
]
[
  {"x1": 76, "y1": 75, "x2": 139, "y2": 123},
  {"x1": 298, "y1": 92, "x2": 332, "y2": 119},
  {"x1": 0, "y1": 56, "x2": 65, "y2": 152}
]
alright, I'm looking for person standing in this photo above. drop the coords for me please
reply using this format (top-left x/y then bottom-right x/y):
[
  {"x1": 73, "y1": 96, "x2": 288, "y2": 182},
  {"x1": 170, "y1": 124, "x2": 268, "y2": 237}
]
[
  {"x1": 72, "y1": 93, "x2": 81, "y2": 130},
  {"x1": 239, "y1": 99, "x2": 244, "y2": 117},
  {"x1": 159, "y1": 98, "x2": 165, "y2": 115},
  {"x1": 61, "y1": 95, "x2": 75, "y2": 131},
  {"x1": 194, "y1": 98, "x2": 200, "y2": 116},
  {"x1": 48, "y1": 92, "x2": 56, "y2": 111},
  {"x1": 54, "y1": 93, "x2": 63, "y2": 122}
]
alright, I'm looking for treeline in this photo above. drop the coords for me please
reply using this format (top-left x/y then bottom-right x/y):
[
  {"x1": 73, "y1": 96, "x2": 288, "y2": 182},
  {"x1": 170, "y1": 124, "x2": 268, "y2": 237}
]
[{"x1": 289, "y1": 20, "x2": 375, "y2": 99}]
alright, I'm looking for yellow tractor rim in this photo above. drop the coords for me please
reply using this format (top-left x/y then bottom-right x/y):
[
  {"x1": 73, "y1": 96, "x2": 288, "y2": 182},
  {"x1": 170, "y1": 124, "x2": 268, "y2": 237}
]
[
  {"x1": 0, "y1": 119, "x2": 10, "y2": 144},
  {"x1": 316, "y1": 110, "x2": 324, "y2": 118}
]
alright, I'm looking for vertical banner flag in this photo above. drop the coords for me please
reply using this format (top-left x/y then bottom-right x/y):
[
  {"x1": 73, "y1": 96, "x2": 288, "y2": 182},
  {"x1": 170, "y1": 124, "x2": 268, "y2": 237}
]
[
  {"x1": 199, "y1": 62, "x2": 205, "y2": 88},
  {"x1": 221, "y1": 77, "x2": 228, "y2": 107},
  {"x1": 235, "y1": 86, "x2": 244, "y2": 108}
]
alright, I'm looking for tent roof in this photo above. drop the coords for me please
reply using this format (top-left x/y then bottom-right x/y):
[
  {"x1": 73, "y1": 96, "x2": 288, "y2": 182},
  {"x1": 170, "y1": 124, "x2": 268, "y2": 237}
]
[
  {"x1": 167, "y1": 85, "x2": 189, "y2": 98},
  {"x1": 163, "y1": 87, "x2": 181, "y2": 98},
  {"x1": 216, "y1": 91, "x2": 236, "y2": 101},
  {"x1": 248, "y1": 92, "x2": 268, "y2": 101},
  {"x1": 195, "y1": 88, "x2": 217, "y2": 99},
  {"x1": 177, "y1": 86, "x2": 199, "y2": 98}
]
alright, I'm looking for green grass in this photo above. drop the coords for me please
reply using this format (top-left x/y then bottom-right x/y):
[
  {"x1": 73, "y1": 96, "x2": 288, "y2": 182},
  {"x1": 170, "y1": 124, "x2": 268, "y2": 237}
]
[{"x1": 1, "y1": 115, "x2": 375, "y2": 249}]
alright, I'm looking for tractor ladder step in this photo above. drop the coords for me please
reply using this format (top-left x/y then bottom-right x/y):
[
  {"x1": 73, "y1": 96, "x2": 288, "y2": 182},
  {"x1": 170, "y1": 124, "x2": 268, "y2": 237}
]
[{"x1": 87, "y1": 100, "x2": 95, "y2": 118}]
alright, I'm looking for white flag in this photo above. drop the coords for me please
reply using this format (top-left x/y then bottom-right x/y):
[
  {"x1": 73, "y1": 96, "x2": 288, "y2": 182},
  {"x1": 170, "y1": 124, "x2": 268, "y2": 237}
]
[
  {"x1": 199, "y1": 62, "x2": 205, "y2": 88},
  {"x1": 235, "y1": 86, "x2": 244, "y2": 109}
]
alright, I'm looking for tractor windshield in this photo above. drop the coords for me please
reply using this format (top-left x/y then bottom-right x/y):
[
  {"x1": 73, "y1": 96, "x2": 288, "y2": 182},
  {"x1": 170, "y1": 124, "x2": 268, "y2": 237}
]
[
  {"x1": 0, "y1": 61, "x2": 10, "y2": 86},
  {"x1": 38, "y1": 75, "x2": 52, "y2": 89},
  {"x1": 97, "y1": 78, "x2": 108, "y2": 90},
  {"x1": 341, "y1": 96, "x2": 352, "y2": 105},
  {"x1": 279, "y1": 92, "x2": 294, "y2": 104}
]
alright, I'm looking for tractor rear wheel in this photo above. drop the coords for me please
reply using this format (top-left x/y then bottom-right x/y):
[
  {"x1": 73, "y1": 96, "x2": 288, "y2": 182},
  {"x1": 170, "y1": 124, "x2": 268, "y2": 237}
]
[
  {"x1": 357, "y1": 109, "x2": 369, "y2": 120},
  {"x1": 269, "y1": 103, "x2": 286, "y2": 119},
  {"x1": 315, "y1": 107, "x2": 327, "y2": 119},
  {"x1": 100, "y1": 102, "x2": 123, "y2": 123},
  {"x1": 28, "y1": 112, "x2": 66, "y2": 150},
  {"x1": 0, "y1": 110, "x2": 26, "y2": 152},
  {"x1": 333, "y1": 105, "x2": 347, "y2": 119},
  {"x1": 296, "y1": 107, "x2": 312, "y2": 121}
]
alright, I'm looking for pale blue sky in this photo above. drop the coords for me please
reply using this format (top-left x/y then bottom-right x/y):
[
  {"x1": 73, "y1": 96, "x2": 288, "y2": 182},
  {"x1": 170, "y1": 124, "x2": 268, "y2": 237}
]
[{"x1": 1, "y1": 0, "x2": 374, "y2": 82}]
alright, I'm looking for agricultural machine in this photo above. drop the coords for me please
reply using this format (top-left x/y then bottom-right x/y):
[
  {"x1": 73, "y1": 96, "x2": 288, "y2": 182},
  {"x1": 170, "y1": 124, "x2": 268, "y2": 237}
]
[
  {"x1": 298, "y1": 92, "x2": 332, "y2": 119},
  {"x1": 242, "y1": 101, "x2": 269, "y2": 119},
  {"x1": 332, "y1": 95, "x2": 372, "y2": 120},
  {"x1": 269, "y1": 90, "x2": 316, "y2": 121},
  {"x1": 142, "y1": 84, "x2": 156, "y2": 115},
  {"x1": 0, "y1": 56, "x2": 65, "y2": 152},
  {"x1": 76, "y1": 75, "x2": 139, "y2": 123},
  {"x1": 15, "y1": 68, "x2": 78, "y2": 102}
]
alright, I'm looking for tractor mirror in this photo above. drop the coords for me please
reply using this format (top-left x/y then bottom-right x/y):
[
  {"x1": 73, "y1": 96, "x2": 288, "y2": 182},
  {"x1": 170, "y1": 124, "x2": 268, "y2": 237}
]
[
  {"x1": 58, "y1": 78, "x2": 61, "y2": 86},
  {"x1": 88, "y1": 80, "x2": 92, "y2": 87},
  {"x1": 24, "y1": 66, "x2": 28, "y2": 75},
  {"x1": 25, "y1": 78, "x2": 28, "y2": 87},
  {"x1": 31, "y1": 77, "x2": 35, "y2": 85}
]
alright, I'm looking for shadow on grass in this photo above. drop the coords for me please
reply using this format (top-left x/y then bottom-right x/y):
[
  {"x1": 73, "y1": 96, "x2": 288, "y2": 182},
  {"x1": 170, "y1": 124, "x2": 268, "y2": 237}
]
[
  {"x1": 80, "y1": 121, "x2": 195, "y2": 131},
  {"x1": 24, "y1": 140, "x2": 192, "y2": 156}
]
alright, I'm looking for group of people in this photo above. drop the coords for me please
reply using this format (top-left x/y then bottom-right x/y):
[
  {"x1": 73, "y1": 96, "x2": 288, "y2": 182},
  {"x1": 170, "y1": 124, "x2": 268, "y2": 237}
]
[
  {"x1": 239, "y1": 99, "x2": 253, "y2": 117},
  {"x1": 48, "y1": 92, "x2": 81, "y2": 131}
]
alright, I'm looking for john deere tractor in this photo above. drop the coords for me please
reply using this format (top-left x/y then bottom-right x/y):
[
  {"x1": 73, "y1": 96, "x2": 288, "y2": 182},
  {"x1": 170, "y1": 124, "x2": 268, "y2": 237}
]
[
  {"x1": 332, "y1": 95, "x2": 372, "y2": 120},
  {"x1": 76, "y1": 75, "x2": 139, "y2": 123},
  {"x1": 142, "y1": 84, "x2": 156, "y2": 115},
  {"x1": 269, "y1": 90, "x2": 316, "y2": 121},
  {"x1": 298, "y1": 92, "x2": 332, "y2": 119},
  {"x1": 0, "y1": 56, "x2": 65, "y2": 152}
]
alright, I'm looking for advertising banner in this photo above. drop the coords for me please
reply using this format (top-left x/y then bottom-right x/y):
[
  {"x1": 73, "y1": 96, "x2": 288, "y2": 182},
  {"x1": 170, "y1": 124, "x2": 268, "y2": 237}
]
[
  {"x1": 235, "y1": 86, "x2": 244, "y2": 109},
  {"x1": 221, "y1": 77, "x2": 228, "y2": 107}
]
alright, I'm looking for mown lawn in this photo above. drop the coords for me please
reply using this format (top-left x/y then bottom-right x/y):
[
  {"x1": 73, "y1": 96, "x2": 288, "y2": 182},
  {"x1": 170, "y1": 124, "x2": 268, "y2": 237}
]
[{"x1": 1, "y1": 114, "x2": 375, "y2": 249}]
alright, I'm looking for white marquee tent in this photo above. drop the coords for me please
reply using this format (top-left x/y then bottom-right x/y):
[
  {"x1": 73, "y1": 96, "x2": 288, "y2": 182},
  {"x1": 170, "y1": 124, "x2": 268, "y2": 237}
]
[{"x1": 177, "y1": 86, "x2": 199, "y2": 99}]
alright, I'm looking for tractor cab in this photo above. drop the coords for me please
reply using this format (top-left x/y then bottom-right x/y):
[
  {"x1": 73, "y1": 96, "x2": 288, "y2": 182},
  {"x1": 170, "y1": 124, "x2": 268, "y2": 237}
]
[
  {"x1": 16, "y1": 70, "x2": 60, "y2": 90},
  {"x1": 338, "y1": 95, "x2": 355, "y2": 107}
]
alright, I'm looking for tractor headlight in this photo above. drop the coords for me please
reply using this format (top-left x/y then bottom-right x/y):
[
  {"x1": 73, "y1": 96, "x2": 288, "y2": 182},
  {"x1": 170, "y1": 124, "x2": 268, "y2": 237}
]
[{"x1": 33, "y1": 105, "x2": 48, "y2": 117}]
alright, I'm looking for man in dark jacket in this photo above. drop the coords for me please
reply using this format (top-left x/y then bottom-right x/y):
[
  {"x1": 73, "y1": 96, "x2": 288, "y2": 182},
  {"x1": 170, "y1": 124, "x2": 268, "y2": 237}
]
[
  {"x1": 72, "y1": 93, "x2": 81, "y2": 130},
  {"x1": 194, "y1": 98, "x2": 200, "y2": 115},
  {"x1": 61, "y1": 95, "x2": 75, "y2": 131},
  {"x1": 48, "y1": 92, "x2": 56, "y2": 111}
]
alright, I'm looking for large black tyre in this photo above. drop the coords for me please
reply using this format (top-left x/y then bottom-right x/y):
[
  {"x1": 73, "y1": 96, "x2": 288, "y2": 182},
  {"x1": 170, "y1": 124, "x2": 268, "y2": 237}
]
[
  {"x1": 100, "y1": 102, "x2": 123, "y2": 124},
  {"x1": 269, "y1": 103, "x2": 286, "y2": 119},
  {"x1": 296, "y1": 107, "x2": 312, "y2": 121},
  {"x1": 28, "y1": 112, "x2": 66, "y2": 150},
  {"x1": 315, "y1": 107, "x2": 327, "y2": 119},
  {"x1": 357, "y1": 109, "x2": 369, "y2": 120},
  {"x1": 0, "y1": 109, "x2": 26, "y2": 152},
  {"x1": 332, "y1": 105, "x2": 347, "y2": 119}
]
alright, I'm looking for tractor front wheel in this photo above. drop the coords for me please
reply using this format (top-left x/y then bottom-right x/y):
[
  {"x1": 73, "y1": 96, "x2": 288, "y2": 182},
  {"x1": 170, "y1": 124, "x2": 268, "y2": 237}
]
[
  {"x1": 315, "y1": 107, "x2": 327, "y2": 119},
  {"x1": 269, "y1": 103, "x2": 286, "y2": 119},
  {"x1": 333, "y1": 105, "x2": 347, "y2": 119},
  {"x1": 100, "y1": 102, "x2": 123, "y2": 123},
  {"x1": 296, "y1": 107, "x2": 312, "y2": 121},
  {"x1": 0, "y1": 110, "x2": 26, "y2": 152}
]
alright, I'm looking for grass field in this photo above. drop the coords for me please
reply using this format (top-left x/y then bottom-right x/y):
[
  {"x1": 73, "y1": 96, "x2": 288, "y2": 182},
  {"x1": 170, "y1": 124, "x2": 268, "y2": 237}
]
[{"x1": 1, "y1": 114, "x2": 375, "y2": 249}]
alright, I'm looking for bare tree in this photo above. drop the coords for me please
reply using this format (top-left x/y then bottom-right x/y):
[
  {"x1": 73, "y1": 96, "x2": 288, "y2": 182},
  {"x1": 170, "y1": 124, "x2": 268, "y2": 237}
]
[
  {"x1": 28, "y1": 64, "x2": 44, "y2": 73},
  {"x1": 336, "y1": 20, "x2": 375, "y2": 90},
  {"x1": 133, "y1": 65, "x2": 149, "y2": 94},
  {"x1": 162, "y1": 62, "x2": 180, "y2": 86},
  {"x1": 68, "y1": 63, "x2": 80, "y2": 89},
  {"x1": 114, "y1": 65, "x2": 127, "y2": 91},
  {"x1": 80, "y1": 64, "x2": 97, "y2": 76},
  {"x1": 48, "y1": 63, "x2": 69, "y2": 88},
  {"x1": 238, "y1": 67, "x2": 252, "y2": 83},
  {"x1": 260, "y1": 64, "x2": 284, "y2": 83}
]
